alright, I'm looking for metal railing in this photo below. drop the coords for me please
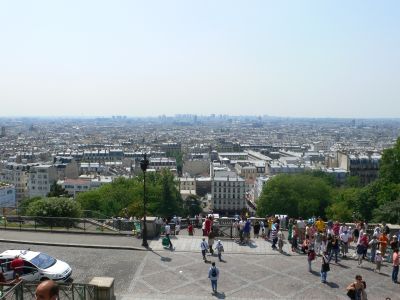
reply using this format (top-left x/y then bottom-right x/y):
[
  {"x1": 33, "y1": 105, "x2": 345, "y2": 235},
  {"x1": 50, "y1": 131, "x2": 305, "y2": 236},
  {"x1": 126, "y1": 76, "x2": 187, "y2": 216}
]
[
  {"x1": 0, "y1": 282, "x2": 98, "y2": 300},
  {"x1": 0, "y1": 215, "x2": 129, "y2": 235}
]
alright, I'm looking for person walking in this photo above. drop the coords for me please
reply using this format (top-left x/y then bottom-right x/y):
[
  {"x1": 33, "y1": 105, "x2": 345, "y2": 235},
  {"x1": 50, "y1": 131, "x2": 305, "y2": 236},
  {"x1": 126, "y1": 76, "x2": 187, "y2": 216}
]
[
  {"x1": 215, "y1": 240, "x2": 224, "y2": 261},
  {"x1": 271, "y1": 219, "x2": 279, "y2": 250},
  {"x1": 375, "y1": 250, "x2": 383, "y2": 273},
  {"x1": 253, "y1": 221, "x2": 260, "y2": 239},
  {"x1": 346, "y1": 275, "x2": 367, "y2": 300},
  {"x1": 201, "y1": 238, "x2": 209, "y2": 262},
  {"x1": 208, "y1": 262, "x2": 219, "y2": 294},
  {"x1": 392, "y1": 248, "x2": 399, "y2": 283},
  {"x1": 320, "y1": 252, "x2": 330, "y2": 283}
]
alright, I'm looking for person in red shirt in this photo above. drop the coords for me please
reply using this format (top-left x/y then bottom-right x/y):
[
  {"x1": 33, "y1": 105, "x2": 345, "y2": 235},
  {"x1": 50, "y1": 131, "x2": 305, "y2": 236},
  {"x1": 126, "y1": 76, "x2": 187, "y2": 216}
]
[
  {"x1": 188, "y1": 223, "x2": 195, "y2": 236},
  {"x1": 10, "y1": 255, "x2": 24, "y2": 277},
  {"x1": 205, "y1": 216, "x2": 213, "y2": 236}
]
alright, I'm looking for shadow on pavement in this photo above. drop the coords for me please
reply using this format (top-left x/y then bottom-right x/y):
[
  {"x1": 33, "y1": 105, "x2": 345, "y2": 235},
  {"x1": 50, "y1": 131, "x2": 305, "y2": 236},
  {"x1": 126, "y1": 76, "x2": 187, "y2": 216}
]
[
  {"x1": 326, "y1": 282, "x2": 339, "y2": 288},
  {"x1": 335, "y1": 262, "x2": 350, "y2": 269},
  {"x1": 149, "y1": 249, "x2": 172, "y2": 262},
  {"x1": 213, "y1": 291, "x2": 225, "y2": 299}
]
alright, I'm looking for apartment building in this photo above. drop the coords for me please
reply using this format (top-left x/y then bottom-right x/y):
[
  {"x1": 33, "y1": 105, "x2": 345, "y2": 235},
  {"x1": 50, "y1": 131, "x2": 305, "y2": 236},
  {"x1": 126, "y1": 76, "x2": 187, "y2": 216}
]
[
  {"x1": 211, "y1": 175, "x2": 246, "y2": 215},
  {"x1": 148, "y1": 158, "x2": 177, "y2": 171},
  {"x1": 0, "y1": 163, "x2": 29, "y2": 201},
  {"x1": 28, "y1": 165, "x2": 57, "y2": 198}
]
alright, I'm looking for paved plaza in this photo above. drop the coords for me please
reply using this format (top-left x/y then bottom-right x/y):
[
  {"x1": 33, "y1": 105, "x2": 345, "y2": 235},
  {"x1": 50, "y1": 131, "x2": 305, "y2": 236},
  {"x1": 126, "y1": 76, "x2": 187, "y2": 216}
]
[{"x1": 0, "y1": 230, "x2": 399, "y2": 299}]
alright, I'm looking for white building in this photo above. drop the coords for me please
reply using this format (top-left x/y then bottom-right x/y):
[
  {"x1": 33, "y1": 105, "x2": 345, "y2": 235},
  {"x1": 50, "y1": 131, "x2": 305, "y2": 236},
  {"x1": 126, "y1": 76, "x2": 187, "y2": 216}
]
[
  {"x1": 28, "y1": 165, "x2": 57, "y2": 198},
  {"x1": 211, "y1": 176, "x2": 246, "y2": 214},
  {"x1": 0, "y1": 183, "x2": 16, "y2": 207}
]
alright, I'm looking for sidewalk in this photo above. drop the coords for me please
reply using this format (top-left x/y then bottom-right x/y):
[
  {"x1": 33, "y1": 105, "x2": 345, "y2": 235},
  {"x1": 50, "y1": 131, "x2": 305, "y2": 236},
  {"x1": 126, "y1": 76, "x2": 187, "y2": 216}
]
[{"x1": 0, "y1": 229, "x2": 289, "y2": 255}]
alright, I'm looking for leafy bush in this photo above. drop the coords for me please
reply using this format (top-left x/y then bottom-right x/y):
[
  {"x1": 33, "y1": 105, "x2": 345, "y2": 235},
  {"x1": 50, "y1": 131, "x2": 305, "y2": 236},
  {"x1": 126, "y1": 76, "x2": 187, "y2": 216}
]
[{"x1": 26, "y1": 197, "x2": 82, "y2": 227}]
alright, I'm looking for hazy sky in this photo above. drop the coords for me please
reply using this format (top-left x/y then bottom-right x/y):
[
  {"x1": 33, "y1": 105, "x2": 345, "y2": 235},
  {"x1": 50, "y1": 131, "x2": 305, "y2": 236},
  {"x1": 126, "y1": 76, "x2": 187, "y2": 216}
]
[{"x1": 0, "y1": 1, "x2": 399, "y2": 118}]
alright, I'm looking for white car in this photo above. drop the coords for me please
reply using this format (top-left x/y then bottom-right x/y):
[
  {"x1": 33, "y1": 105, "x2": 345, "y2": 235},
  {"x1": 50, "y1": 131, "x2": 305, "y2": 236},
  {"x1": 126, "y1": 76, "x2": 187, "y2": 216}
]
[{"x1": 0, "y1": 249, "x2": 72, "y2": 282}]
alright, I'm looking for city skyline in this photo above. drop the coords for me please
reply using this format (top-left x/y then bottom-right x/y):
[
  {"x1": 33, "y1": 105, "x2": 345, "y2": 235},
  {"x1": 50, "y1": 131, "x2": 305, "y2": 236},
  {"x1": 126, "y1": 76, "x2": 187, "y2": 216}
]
[{"x1": 1, "y1": 0, "x2": 399, "y2": 118}]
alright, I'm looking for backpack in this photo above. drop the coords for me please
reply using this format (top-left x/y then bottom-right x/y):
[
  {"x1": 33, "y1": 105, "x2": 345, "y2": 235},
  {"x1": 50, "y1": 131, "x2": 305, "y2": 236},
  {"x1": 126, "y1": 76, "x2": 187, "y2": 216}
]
[{"x1": 211, "y1": 267, "x2": 217, "y2": 277}]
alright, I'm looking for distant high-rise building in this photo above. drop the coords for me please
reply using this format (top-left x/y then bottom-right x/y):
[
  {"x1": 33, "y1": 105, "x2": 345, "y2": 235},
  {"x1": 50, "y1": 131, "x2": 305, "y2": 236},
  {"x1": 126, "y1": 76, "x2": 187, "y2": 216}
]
[{"x1": 0, "y1": 126, "x2": 5, "y2": 137}]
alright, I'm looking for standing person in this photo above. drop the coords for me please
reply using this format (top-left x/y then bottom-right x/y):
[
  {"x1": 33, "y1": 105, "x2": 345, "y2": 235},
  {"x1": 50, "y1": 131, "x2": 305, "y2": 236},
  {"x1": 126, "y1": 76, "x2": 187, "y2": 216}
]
[
  {"x1": 175, "y1": 220, "x2": 181, "y2": 235},
  {"x1": 164, "y1": 223, "x2": 174, "y2": 249},
  {"x1": 307, "y1": 247, "x2": 316, "y2": 272},
  {"x1": 368, "y1": 235, "x2": 379, "y2": 263},
  {"x1": 379, "y1": 233, "x2": 388, "y2": 259},
  {"x1": 208, "y1": 262, "x2": 219, "y2": 294},
  {"x1": 392, "y1": 248, "x2": 399, "y2": 283},
  {"x1": 202, "y1": 219, "x2": 207, "y2": 236},
  {"x1": 359, "y1": 232, "x2": 369, "y2": 259},
  {"x1": 353, "y1": 226, "x2": 360, "y2": 246},
  {"x1": 238, "y1": 218, "x2": 245, "y2": 244},
  {"x1": 215, "y1": 240, "x2": 224, "y2": 261},
  {"x1": 271, "y1": 219, "x2": 279, "y2": 250},
  {"x1": 375, "y1": 250, "x2": 383, "y2": 273},
  {"x1": 260, "y1": 219, "x2": 265, "y2": 238},
  {"x1": 291, "y1": 225, "x2": 298, "y2": 252},
  {"x1": 243, "y1": 218, "x2": 251, "y2": 244},
  {"x1": 314, "y1": 232, "x2": 322, "y2": 256},
  {"x1": 278, "y1": 228, "x2": 285, "y2": 252},
  {"x1": 253, "y1": 221, "x2": 260, "y2": 239},
  {"x1": 315, "y1": 217, "x2": 325, "y2": 234},
  {"x1": 328, "y1": 235, "x2": 340, "y2": 263},
  {"x1": 297, "y1": 218, "x2": 306, "y2": 243},
  {"x1": 205, "y1": 216, "x2": 212, "y2": 236},
  {"x1": 10, "y1": 255, "x2": 24, "y2": 278},
  {"x1": 188, "y1": 223, "x2": 194, "y2": 236},
  {"x1": 287, "y1": 219, "x2": 293, "y2": 242},
  {"x1": 340, "y1": 230, "x2": 350, "y2": 258},
  {"x1": 346, "y1": 275, "x2": 367, "y2": 300},
  {"x1": 201, "y1": 238, "x2": 209, "y2": 262},
  {"x1": 208, "y1": 229, "x2": 216, "y2": 255},
  {"x1": 320, "y1": 252, "x2": 330, "y2": 283}
]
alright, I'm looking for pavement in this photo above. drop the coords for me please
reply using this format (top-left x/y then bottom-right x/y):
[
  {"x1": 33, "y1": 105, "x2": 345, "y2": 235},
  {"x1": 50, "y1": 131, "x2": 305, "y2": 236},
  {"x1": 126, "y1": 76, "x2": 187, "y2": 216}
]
[{"x1": 1, "y1": 230, "x2": 399, "y2": 299}]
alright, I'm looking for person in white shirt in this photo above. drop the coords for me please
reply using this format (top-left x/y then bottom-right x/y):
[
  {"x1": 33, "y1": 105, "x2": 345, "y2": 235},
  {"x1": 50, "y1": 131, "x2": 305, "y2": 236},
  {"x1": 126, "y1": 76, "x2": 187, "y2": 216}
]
[
  {"x1": 340, "y1": 230, "x2": 350, "y2": 258},
  {"x1": 200, "y1": 238, "x2": 209, "y2": 261}
]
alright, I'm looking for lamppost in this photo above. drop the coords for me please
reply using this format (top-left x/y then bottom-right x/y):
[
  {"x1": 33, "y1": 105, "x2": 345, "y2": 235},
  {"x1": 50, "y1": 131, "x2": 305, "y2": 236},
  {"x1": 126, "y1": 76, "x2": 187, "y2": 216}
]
[{"x1": 140, "y1": 153, "x2": 149, "y2": 247}]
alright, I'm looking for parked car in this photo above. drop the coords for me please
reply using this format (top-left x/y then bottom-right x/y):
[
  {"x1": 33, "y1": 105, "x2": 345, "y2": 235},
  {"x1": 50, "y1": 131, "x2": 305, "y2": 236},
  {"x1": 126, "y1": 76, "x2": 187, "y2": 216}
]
[{"x1": 0, "y1": 249, "x2": 72, "y2": 282}]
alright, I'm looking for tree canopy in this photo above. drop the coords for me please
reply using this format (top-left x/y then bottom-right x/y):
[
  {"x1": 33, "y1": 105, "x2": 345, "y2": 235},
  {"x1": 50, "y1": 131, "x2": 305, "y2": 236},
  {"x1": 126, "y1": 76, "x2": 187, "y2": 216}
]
[
  {"x1": 77, "y1": 169, "x2": 184, "y2": 218},
  {"x1": 379, "y1": 138, "x2": 400, "y2": 184},
  {"x1": 257, "y1": 173, "x2": 332, "y2": 218}
]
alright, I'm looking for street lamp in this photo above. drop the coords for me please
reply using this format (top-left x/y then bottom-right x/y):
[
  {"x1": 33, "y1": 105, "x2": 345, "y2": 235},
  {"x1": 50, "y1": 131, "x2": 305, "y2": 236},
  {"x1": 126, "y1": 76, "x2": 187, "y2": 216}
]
[{"x1": 140, "y1": 153, "x2": 150, "y2": 247}]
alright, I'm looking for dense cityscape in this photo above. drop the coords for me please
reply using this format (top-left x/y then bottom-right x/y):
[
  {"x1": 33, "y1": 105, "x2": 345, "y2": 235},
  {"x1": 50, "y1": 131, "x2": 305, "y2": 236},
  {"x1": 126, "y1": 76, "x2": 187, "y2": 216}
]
[{"x1": 1, "y1": 116, "x2": 399, "y2": 214}]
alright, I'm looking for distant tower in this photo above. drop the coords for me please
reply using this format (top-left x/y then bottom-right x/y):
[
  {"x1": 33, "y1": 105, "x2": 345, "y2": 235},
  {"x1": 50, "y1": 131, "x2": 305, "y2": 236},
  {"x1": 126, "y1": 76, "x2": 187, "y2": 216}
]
[{"x1": 0, "y1": 126, "x2": 5, "y2": 137}]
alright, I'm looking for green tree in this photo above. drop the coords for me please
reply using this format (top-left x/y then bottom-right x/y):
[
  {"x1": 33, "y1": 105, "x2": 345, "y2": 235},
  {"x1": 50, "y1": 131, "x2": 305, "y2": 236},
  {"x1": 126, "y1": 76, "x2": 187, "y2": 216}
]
[
  {"x1": 183, "y1": 195, "x2": 203, "y2": 217},
  {"x1": 257, "y1": 174, "x2": 332, "y2": 218},
  {"x1": 325, "y1": 188, "x2": 360, "y2": 221},
  {"x1": 380, "y1": 138, "x2": 400, "y2": 184},
  {"x1": 18, "y1": 196, "x2": 42, "y2": 215},
  {"x1": 47, "y1": 181, "x2": 69, "y2": 197},
  {"x1": 78, "y1": 170, "x2": 184, "y2": 218},
  {"x1": 372, "y1": 198, "x2": 400, "y2": 224}
]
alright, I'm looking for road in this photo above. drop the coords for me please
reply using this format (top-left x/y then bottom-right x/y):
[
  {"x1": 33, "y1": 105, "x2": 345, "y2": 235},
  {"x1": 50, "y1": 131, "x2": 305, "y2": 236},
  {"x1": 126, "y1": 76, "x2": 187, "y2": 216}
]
[
  {"x1": 1, "y1": 239, "x2": 400, "y2": 299},
  {"x1": 0, "y1": 242, "x2": 146, "y2": 296}
]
